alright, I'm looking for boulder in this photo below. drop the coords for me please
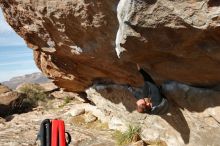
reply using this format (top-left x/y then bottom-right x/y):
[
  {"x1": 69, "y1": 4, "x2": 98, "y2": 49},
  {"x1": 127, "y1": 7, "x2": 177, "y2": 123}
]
[
  {"x1": 0, "y1": 0, "x2": 142, "y2": 92},
  {"x1": 116, "y1": 0, "x2": 220, "y2": 86},
  {"x1": 1, "y1": 0, "x2": 220, "y2": 92},
  {"x1": 0, "y1": 84, "x2": 25, "y2": 117}
]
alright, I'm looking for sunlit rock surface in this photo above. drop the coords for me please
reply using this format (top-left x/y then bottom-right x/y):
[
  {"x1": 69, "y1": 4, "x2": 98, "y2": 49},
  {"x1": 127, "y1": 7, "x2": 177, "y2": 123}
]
[
  {"x1": 0, "y1": 0, "x2": 142, "y2": 92},
  {"x1": 116, "y1": 0, "x2": 220, "y2": 86},
  {"x1": 1, "y1": 0, "x2": 220, "y2": 91},
  {"x1": 86, "y1": 82, "x2": 220, "y2": 146}
]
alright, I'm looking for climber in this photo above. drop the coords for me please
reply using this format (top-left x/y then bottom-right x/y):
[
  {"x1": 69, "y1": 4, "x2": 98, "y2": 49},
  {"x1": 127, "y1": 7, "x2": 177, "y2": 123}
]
[{"x1": 128, "y1": 64, "x2": 169, "y2": 115}]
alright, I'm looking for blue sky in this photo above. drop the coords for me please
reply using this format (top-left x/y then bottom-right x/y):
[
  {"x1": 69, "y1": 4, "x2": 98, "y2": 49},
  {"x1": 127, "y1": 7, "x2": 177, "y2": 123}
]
[{"x1": 0, "y1": 9, "x2": 40, "y2": 82}]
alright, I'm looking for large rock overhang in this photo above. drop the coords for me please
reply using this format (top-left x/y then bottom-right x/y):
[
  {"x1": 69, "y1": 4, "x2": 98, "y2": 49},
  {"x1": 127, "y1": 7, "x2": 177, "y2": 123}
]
[{"x1": 1, "y1": 0, "x2": 220, "y2": 91}]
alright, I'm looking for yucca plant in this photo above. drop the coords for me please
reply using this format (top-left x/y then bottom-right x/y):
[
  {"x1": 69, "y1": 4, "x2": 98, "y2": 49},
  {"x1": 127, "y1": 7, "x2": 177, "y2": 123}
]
[{"x1": 113, "y1": 125, "x2": 141, "y2": 146}]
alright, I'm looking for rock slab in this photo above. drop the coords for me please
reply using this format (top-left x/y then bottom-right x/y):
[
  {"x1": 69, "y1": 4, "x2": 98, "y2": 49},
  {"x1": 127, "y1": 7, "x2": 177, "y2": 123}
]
[{"x1": 86, "y1": 83, "x2": 220, "y2": 146}]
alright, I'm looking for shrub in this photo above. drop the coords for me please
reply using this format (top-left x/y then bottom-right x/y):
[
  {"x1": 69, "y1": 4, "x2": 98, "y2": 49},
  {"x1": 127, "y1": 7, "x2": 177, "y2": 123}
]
[
  {"x1": 113, "y1": 125, "x2": 141, "y2": 146},
  {"x1": 19, "y1": 84, "x2": 47, "y2": 107},
  {"x1": 59, "y1": 96, "x2": 72, "y2": 108}
]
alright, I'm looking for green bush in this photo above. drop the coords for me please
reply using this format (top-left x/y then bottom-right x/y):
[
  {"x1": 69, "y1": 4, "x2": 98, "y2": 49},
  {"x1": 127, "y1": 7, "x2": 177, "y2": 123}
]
[
  {"x1": 113, "y1": 125, "x2": 141, "y2": 146},
  {"x1": 19, "y1": 84, "x2": 47, "y2": 107}
]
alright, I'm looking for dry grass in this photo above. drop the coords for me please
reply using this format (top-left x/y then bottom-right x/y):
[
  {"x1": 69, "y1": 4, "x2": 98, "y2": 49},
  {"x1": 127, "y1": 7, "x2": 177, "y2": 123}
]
[{"x1": 113, "y1": 125, "x2": 141, "y2": 146}]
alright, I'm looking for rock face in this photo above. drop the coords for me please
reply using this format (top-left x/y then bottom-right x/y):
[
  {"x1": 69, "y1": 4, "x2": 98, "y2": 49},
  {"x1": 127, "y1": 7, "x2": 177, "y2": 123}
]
[
  {"x1": 0, "y1": 0, "x2": 142, "y2": 92},
  {"x1": 116, "y1": 0, "x2": 220, "y2": 86},
  {"x1": 2, "y1": 0, "x2": 220, "y2": 91}
]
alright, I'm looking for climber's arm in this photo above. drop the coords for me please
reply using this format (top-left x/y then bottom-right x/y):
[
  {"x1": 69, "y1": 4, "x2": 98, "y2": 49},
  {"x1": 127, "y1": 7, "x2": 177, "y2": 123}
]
[{"x1": 136, "y1": 64, "x2": 155, "y2": 83}]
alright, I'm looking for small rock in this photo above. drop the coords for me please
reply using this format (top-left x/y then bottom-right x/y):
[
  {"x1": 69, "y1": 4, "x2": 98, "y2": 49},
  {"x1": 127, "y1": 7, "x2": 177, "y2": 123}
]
[
  {"x1": 66, "y1": 108, "x2": 85, "y2": 117},
  {"x1": 84, "y1": 113, "x2": 97, "y2": 123},
  {"x1": 128, "y1": 140, "x2": 145, "y2": 146},
  {"x1": 0, "y1": 117, "x2": 5, "y2": 123}
]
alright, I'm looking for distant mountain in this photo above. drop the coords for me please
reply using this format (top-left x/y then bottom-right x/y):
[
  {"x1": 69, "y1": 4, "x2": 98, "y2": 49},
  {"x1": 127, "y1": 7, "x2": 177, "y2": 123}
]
[{"x1": 2, "y1": 72, "x2": 51, "y2": 89}]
